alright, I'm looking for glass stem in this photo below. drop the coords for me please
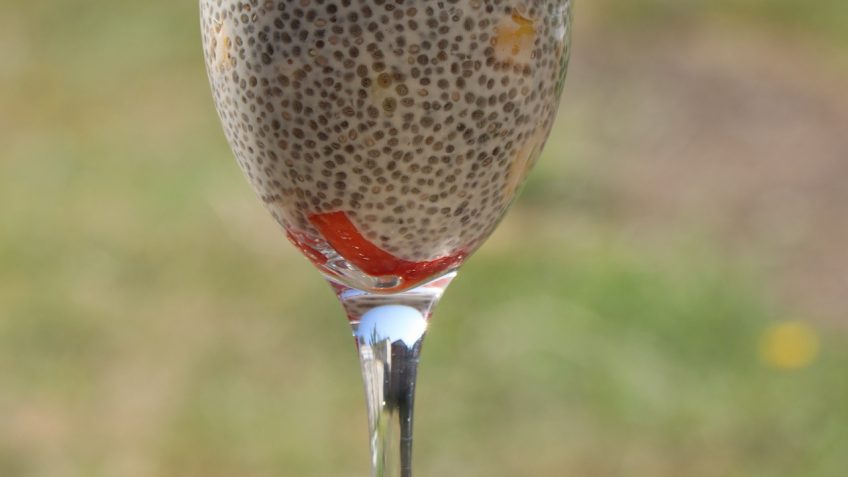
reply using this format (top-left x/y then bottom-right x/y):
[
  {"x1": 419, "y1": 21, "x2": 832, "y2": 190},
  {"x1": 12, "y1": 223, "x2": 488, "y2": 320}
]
[
  {"x1": 358, "y1": 316, "x2": 422, "y2": 477},
  {"x1": 333, "y1": 273, "x2": 456, "y2": 477}
]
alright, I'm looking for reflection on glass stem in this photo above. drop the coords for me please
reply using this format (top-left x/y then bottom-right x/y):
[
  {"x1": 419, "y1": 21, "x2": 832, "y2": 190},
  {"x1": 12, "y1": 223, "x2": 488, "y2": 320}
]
[{"x1": 337, "y1": 273, "x2": 455, "y2": 477}]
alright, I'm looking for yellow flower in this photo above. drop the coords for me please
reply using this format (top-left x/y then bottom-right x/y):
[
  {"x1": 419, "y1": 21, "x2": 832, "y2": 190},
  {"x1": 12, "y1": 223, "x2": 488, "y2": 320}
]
[{"x1": 759, "y1": 321, "x2": 820, "y2": 371}]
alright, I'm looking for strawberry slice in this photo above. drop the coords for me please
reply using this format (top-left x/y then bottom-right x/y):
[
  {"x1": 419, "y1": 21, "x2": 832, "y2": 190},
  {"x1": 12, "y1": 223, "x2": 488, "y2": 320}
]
[{"x1": 309, "y1": 211, "x2": 464, "y2": 288}]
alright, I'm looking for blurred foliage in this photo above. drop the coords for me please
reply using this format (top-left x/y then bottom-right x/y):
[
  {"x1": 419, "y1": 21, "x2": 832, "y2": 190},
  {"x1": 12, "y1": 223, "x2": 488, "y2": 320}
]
[
  {"x1": 595, "y1": 0, "x2": 848, "y2": 51},
  {"x1": 1, "y1": 1, "x2": 847, "y2": 476}
]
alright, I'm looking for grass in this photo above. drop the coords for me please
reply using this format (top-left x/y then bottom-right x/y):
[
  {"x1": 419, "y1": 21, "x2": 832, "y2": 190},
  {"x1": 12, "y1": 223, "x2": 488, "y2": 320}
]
[
  {"x1": 594, "y1": 0, "x2": 848, "y2": 52},
  {"x1": 1, "y1": 1, "x2": 847, "y2": 476}
]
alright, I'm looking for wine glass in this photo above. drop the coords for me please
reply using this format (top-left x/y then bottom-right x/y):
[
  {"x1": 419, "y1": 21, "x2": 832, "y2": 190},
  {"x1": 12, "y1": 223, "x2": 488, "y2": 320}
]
[{"x1": 200, "y1": 0, "x2": 572, "y2": 475}]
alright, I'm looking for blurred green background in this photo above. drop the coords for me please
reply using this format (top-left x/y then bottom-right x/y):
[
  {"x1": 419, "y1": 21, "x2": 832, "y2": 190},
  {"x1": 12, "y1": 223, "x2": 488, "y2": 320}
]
[{"x1": 1, "y1": 1, "x2": 847, "y2": 476}]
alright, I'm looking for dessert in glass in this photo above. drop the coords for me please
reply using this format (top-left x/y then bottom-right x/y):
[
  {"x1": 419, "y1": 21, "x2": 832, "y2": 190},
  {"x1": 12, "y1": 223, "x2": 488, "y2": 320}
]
[{"x1": 200, "y1": 0, "x2": 572, "y2": 475}]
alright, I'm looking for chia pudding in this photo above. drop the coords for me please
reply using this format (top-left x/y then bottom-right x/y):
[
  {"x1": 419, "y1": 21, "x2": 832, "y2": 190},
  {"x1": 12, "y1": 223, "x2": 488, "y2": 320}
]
[{"x1": 201, "y1": 0, "x2": 572, "y2": 291}]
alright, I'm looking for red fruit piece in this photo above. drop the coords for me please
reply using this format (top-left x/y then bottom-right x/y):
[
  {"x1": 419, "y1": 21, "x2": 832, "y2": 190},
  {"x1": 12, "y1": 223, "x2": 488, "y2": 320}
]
[{"x1": 309, "y1": 211, "x2": 464, "y2": 288}]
